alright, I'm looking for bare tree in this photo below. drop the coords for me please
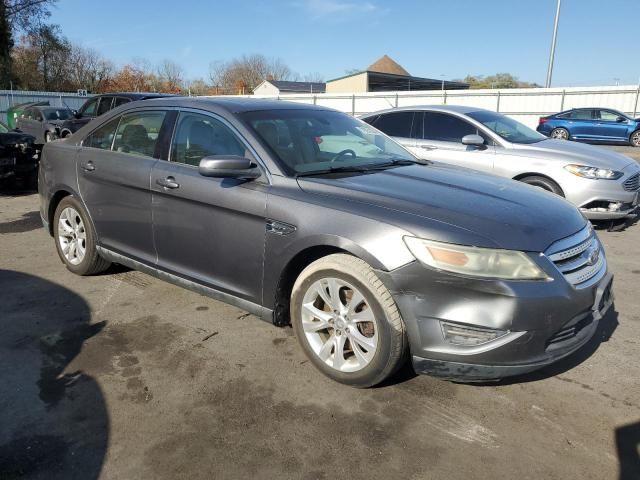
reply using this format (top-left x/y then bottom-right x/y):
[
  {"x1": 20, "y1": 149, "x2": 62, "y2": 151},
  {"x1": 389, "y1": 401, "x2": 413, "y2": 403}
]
[
  {"x1": 68, "y1": 46, "x2": 114, "y2": 92},
  {"x1": 157, "y1": 59, "x2": 183, "y2": 92},
  {"x1": 209, "y1": 54, "x2": 294, "y2": 94}
]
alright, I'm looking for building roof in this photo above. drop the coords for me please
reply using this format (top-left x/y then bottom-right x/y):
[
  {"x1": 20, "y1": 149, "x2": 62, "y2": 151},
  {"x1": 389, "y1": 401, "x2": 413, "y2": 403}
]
[
  {"x1": 327, "y1": 70, "x2": 468, "y2": 91},
  {"x1": 367, "y1": 55, "x2": 410, "y2": 76},
  {"x1": 255, "y1": 80, "x2": 326, "y2": 94}
]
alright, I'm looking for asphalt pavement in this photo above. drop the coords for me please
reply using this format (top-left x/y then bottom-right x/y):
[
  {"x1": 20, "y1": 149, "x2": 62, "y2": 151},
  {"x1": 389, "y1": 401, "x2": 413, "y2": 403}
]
[{"x1": 0, "y1": 145, "x2": 639, "y2": 480}]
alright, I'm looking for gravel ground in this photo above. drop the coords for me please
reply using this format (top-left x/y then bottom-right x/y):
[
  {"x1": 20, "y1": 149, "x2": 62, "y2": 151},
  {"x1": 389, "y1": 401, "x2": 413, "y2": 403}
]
[{"x1": 0, "y1": 145, "x2": 639, "y2": 480}]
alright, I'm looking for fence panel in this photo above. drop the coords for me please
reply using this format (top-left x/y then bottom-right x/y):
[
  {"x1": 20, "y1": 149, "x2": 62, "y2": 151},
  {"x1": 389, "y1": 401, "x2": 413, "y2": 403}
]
[{"x1": 0, "y1": 90, "x2": 94, "y2": 121}]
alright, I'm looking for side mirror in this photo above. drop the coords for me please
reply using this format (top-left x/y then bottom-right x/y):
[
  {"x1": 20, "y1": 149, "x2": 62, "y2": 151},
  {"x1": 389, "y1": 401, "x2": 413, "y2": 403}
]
[
  {"x1": 616, "y1": 116, "x2": 626, "y2": 123},
  {"x1": 198, "y1": 155, "x2": 261, "y2": 180},
  {"x1": 461, "y1": 134, "x2": 486, "y2": 148},
  {"x1": 73, "y1": 110, "x2": 79, "y2": 118}
]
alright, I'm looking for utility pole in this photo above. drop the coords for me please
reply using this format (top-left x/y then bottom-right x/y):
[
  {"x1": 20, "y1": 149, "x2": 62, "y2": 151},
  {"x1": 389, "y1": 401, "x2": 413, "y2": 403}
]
[{"x1": 545, "y1": 0, "x2": 561, "y2": 88}]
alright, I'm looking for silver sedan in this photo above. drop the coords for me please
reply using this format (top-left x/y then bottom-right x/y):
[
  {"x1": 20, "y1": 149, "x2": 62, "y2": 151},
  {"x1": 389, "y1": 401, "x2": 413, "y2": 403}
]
[{"x1": 361, "y1": 106, "x2": 640, "y2": 220}]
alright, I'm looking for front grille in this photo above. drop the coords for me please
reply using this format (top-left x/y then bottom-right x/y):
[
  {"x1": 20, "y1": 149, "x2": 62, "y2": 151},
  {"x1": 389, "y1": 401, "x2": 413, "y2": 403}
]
[
  {"x1": 546, "y1": 226, "x2": 606, "y2": 287},
  {"x1": 623, "y1": 172, "x2": 640, "y2": 191}
]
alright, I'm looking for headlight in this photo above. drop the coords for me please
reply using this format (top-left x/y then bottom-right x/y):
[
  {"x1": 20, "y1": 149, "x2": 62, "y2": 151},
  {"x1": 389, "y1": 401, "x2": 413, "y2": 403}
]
[
  {"x1": 564, "y1": 164, "x2": 623, "y2": 180},
  {"x1": 403, "y1": 237, "x2": 550, "y2": 280}
]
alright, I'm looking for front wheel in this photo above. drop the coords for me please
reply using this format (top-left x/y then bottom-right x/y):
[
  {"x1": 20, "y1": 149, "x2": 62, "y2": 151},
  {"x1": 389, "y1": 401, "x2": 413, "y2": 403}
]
[
  {"x1": 550, "y1": 127, "x2": 570, "y2": 140},
  {"x1": 630, "y1": 129, "x2": 640, "y2": 147},
  {"x1": 53, "y1": 196, "x2": 111, "y2": 275},
  {"x1": 291, "y1": 253, "x2": 407, "y2": 388},
  {"x1": 519, "y1": 175, "x2": 564, "y2": 196}
]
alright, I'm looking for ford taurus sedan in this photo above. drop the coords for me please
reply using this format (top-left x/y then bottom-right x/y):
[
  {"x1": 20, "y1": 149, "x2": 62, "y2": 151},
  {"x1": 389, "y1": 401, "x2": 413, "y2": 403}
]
[
  {"x1": 39, "y1": 98, "x2": 614, "y2": 386},
  {"x1": 362, "y1": 106, "x2": 640, "y2": 220}
]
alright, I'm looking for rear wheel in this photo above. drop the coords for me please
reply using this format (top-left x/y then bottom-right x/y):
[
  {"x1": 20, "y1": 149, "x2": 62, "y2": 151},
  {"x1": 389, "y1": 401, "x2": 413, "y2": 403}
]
[
  {"x1": 53, "y1": 196, "x2": 111, "y2": 275},
  {"x1": 519, "y1": 175, "x2": 564, "y2": 196},
  {"x1": 550, "y1": 127, "x2": 570, "y2": 140},
  {"x1": 291, "y1": 253, "x2": 407, "y2": 388},
  {"x1": 630, "y1": 129, "x2": 640, "y2": 147}
]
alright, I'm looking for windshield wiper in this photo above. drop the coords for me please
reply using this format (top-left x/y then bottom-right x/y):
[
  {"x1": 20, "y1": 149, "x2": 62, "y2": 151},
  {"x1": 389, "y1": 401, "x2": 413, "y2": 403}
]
[{"x1": 295, "y1": 165, "x2": 372, "y2": 178}]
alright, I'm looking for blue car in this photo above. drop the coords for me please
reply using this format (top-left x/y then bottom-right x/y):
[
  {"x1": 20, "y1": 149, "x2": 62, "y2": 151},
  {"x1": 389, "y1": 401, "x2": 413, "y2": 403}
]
[{"x1": 537, "y1": 108, "x2": 640, "y2": 147}]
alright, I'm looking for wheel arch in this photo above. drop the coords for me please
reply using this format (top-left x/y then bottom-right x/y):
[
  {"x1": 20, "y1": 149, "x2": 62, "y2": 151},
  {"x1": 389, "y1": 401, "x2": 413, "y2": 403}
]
[
  {"x1": 271, "y1": 241, "x2": 377, "y2": 327},
  {"x1": 512, "y1": 172, "x2": 565, "y2": 196},
  {"x1": 47, "y1": 189, "x2": 73, "y2": 235}
]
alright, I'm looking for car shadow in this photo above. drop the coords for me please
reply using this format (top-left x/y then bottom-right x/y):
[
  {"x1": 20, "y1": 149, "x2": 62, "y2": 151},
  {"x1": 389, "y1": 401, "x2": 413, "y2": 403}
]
[
  {"x1": 0, "y1": 270, "x2": 108, "y2": 480},
  {"x1": 615, "y1": 421, "x2": 640, "y2": 480}
]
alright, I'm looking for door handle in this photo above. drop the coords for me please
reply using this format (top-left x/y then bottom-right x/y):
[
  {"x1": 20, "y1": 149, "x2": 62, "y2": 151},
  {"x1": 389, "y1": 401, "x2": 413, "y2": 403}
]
[
  {"x1": 82, "y1": 161, "x2": 95, "y2": 172},
  {"x1": 156, "y1": 176, "x2": 180, "y2": 189},
  {"x1": 418, "y1": 145, "x2": 437, "y2": 150}
]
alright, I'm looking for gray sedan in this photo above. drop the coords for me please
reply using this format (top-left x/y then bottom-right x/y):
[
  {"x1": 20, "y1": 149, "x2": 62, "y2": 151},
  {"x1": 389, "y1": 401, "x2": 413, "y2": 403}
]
[
  {"x1": 362, "y1": 106, "x2": 640, "y2": 220},
  {"x1": 39, "y1": 98, "x2": 613, "y2": 386},
  {"x1": 16, "y1": 105, "x2": 74, "y2": 144}
]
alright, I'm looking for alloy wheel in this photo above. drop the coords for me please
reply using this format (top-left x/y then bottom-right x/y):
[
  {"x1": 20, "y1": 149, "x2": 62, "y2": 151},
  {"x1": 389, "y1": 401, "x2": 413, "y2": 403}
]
[
  {"x1": 300, "y1": 277, "x2": 378, "y2": 373},
  {"x1": 631, "y1": 131, "x2": 640, "y2": 147},
  {"x1": 551, "y1": 128, "x2": 569, "y2": 140},
  {"x1": 57, "y1": 207, "x2": 86, "y2": 265}
]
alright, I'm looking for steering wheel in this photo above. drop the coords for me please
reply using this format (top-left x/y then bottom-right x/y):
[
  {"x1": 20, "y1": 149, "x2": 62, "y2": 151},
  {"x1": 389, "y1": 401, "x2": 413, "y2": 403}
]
[{"x1": 330, "y1": 149, "x2": 357, "y2": 162}]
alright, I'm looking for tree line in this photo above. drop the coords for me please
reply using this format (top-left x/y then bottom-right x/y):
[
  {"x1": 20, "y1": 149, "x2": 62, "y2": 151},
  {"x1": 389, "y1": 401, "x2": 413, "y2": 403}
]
[{"x1": 0, "y1": 0, "x2": 321, "y2": 95}]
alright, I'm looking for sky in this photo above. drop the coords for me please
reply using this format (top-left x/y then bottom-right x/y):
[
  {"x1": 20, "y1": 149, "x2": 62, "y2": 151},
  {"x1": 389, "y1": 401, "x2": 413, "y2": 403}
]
[{"x1": 47, "y1": 0, "x2": 639, "y2": 87}]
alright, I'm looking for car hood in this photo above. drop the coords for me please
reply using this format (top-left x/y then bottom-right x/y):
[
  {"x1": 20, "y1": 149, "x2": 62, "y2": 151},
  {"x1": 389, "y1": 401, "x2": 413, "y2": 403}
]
[
  {"x1": 509, "y1": 139, "x2": 635, "y2": 169},
  {"x1": 297, "y1": 163, "x2": 586, "y2": 252}
]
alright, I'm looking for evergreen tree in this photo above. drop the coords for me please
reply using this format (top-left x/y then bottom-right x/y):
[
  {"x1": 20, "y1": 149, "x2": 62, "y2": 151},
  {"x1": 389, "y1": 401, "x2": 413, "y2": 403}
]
[{"x1": 0, "y1": 0, "x2": 14, "y2": 89}]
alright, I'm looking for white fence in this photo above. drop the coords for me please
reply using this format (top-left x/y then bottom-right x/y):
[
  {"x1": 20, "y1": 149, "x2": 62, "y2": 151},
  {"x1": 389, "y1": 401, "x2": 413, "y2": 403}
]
[{"x1": 238, "y1": 85, "x2": 640, "y2": 129}]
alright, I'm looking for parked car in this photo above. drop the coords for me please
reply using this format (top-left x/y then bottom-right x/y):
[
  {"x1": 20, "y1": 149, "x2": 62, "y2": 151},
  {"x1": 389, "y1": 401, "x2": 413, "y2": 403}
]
[
  {"x1": 361, "y1": 106, "x2": 640, "y2": 220},
  {"x1": 39, "y1": 98, "x2": 613, "y2": 386},
  {"x1": 537, "y1": 108, "x2": 640, "y2": 146},
  {"x1": 6, "y1": 101, "x2": 49, "y2": 129},
  {"x1": 16, "y1": 105, "x2": 74, "y2": 144},
  {"x1": 0, "y1": 121, "x2": 37, "y2": 184},
  {"x1": 59, "y1": 93, "x2": 172, "y2": 138}
]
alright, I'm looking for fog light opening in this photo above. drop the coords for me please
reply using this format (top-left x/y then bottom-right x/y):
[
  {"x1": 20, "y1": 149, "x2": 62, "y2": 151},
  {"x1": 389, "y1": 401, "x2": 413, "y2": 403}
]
[{"x1": 441, "y1": 321, "x2": 508, "y2": 346}]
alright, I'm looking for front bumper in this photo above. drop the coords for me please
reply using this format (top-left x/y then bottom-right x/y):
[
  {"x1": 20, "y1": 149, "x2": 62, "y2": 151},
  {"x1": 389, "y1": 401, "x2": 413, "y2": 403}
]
[{"x1": 377, "y1": 257, "x2": 614, "y2": 382}]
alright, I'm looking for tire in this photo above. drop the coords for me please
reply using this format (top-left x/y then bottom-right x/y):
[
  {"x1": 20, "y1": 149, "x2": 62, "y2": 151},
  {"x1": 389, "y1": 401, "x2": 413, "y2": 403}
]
[
  {"x1": 550, "y1": 127, "x2": 570, "y2": 140},
  {"x1": 290, "y1": 253, "x2": 407, "y2": 388},
  {"x1": 53, "y1": 196, "x2": 111, "y2": 275},
  {"x1": 519, "y1": 175, "x2": 564, "y2": 197},
  {"x1": 630, "y1": 129, "x2": 640, "y2": 147}
]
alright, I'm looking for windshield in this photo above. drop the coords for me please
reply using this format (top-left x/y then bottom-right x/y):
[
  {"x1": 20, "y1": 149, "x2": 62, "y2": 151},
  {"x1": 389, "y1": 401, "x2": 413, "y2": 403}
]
[
  {"x1": 44, "y1": 109, "x2": 72, "y2": 121},
  {"x1": 467, "y1": 110, "x2": 546, "y2": 144},
  {"x1": 242, "y1": 109, "x2": 417, "y2": 176}
]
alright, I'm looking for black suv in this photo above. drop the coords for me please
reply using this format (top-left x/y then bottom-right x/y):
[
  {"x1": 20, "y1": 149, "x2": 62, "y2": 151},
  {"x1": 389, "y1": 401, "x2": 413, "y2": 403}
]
[{"x1": 59, "y1": 93, "x2": 170, "y2": 138}]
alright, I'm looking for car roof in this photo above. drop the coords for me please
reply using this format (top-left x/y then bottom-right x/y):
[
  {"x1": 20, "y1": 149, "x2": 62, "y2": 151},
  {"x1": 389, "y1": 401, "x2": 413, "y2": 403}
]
[
  {"x1": 131, "y1": 96, "x2": 334, "y2": 114},
  {"x1": 96, "y1": 92, "x2": 172, "y2": 99},
  {"x1": 359, "y1": 105, "x2": 491, "y2": 118}
]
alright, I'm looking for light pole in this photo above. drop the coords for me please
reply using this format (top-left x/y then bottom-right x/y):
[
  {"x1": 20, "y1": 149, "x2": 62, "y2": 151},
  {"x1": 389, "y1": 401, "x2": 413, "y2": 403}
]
[{"x1": 545, "y1": 0, "x2": 561, "y2": 88}]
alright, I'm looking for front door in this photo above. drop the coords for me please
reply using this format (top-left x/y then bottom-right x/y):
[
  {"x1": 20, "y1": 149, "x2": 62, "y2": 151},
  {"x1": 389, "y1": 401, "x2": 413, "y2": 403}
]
[
  {"x1": 367, "y1": 111, "x2": 418, "y2": 154},
  {"x1": 418, "y1": 111, "x2": 495, "y2": 172},
  {"x1": 151, "y1": 111, "x2": 268, "y2": 304},
  {"x1": 594, "y1": 109, "x2": 630, "y2": 141},
  {"x1": 77, "y1": 110, "x2": 168, "y2": 264}
]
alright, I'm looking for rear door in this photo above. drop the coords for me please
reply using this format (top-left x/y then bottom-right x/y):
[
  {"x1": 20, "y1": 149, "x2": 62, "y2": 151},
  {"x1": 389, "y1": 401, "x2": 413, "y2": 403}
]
[
  {"x1": 418, "y1": 111, "x2": 494, "y2": 172},
  {"x1": 77, "y1": 109, "x2": 170, "y2": 264},
  {"x1": 594, "y1": 109, "x2": 630, "y2": 141},
  {"x1": 564, "y1": 109, "x2": 596, "y2": 139},
  {"x1": 151, "y1": 110, "x2": 268, "y2": 303},
  {"x1": 95, "y1": 97, "x2": 115, "y2": 117},
  {"x1": 366, "y1": 111, "x2": 417, "y2": 153}
]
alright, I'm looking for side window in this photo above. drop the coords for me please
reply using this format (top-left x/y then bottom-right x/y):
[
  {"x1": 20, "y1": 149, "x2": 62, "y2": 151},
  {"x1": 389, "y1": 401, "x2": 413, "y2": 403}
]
[
  {"x1": 423, "y1": 112, "x2": 478, "y2": 142},
  {"x1": 171, "y1": 112, "x2": 246, "y2": 166},
  {"x1": 23, "y1": 108, "x2": 33, "y2": 119},
  {"x1": 598, "y1": 110, "x2": 620, "y2": 122},
  {"x1": 114, "y1": 97, "x2": 130, "y2": 108},
  {"x1": 80, "y1": 98, "x2": 99, "y2": 118},
  {"x1": 113, "y1": 111, "x2": 166, "y2": 158},
  {"x1": 33, "y1": 110, "x2": 43, "y2": 121},
  {"x1": 373, "y1": 112, "x2": 414, "y2": 138},
  {"x1": 96, "y1": 97, "x2": 114, "y2": 116},
  {"x1": 568, "y1": 109, "x2": 593, "y2": 120},
  {"x1": 411, "y1": 112, "x2": 424, "y2": 139},
  {"x1": 84, "y1": 117, "x2": 121, "y2": 150}
]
